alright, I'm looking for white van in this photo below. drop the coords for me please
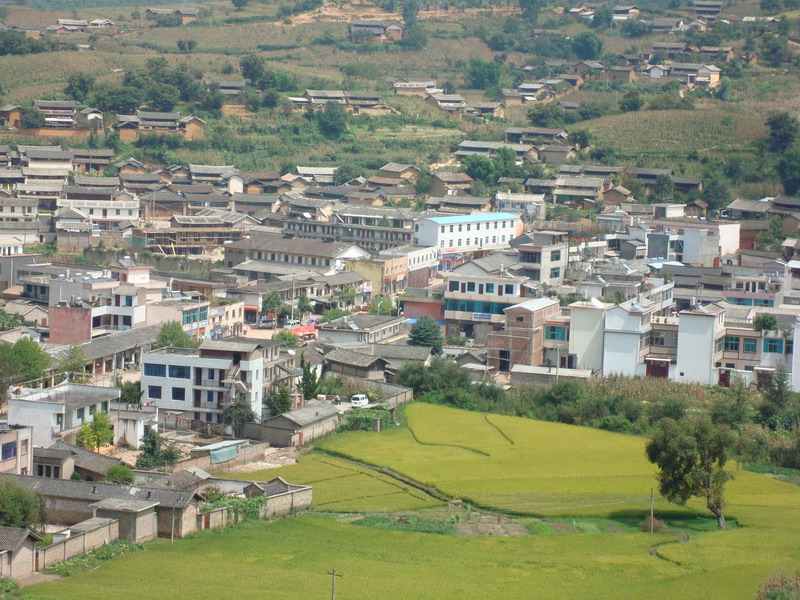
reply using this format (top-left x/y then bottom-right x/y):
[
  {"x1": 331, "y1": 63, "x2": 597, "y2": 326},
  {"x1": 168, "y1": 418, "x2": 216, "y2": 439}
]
[{"x1": 350, "y1": 394, "x2": 369, "y2": 407}]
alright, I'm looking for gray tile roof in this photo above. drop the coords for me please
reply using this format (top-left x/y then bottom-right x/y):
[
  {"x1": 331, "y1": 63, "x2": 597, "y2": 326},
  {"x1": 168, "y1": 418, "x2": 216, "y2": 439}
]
[
  {"x1": 0, "y1": 526, "x2": 40, "y2": 552},
  {"x1": 266, "y1": 401, "x2": 340, "y2": 428},
  {"x1": 325, "y1": 347, "x2": 384, "y2": 368},
  {"x1": 0, "y1": 473, "x2": 198, "y2": 509},
  {"x1": 50, "y1": 441, "x2": 122, "y2": 475}
]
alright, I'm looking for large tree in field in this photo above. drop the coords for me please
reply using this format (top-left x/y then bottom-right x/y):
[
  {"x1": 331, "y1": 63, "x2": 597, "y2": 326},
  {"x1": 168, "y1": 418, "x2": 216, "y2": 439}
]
[
  {"x1": 646, "y1": 418, "x2": 734, "y2": 529},
  {"x1": 0, "y1": 480, "x2": 44, "y2": 530},
  {"x1": 408, "y1": 315, "x2": 443, "y2": 354},
  {"x1": 765, "y1": 112, "x2": 799, "y2": 154}
]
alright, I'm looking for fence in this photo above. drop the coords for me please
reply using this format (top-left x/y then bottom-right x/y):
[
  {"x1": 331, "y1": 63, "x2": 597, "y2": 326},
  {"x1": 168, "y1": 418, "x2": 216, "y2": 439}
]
[
  {"x1": 171, "y1": 441, "x2": 271, "y2": 474},
  {"x1": 36, "y1": 519, "x2": 119, "y2": 571}
]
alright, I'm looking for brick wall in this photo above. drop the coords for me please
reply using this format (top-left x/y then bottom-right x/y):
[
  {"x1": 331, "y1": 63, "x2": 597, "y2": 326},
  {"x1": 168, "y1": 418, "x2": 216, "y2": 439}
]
[
  {"x1": 36, "y1": 519, "x2": 119, "y2": 571},
  {"x1": 49, "y1": 305, "x2": 93, "y2": 344}
]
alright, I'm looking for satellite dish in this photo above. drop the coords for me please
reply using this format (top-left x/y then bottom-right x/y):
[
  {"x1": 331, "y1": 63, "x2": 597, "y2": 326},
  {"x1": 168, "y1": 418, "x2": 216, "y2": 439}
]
[
  {"x1": 287, "y1": 349, "x2": 296, "y2": 356},
  {"x1": 303, "y1": 212, "x2": 312, "y2": 219}
]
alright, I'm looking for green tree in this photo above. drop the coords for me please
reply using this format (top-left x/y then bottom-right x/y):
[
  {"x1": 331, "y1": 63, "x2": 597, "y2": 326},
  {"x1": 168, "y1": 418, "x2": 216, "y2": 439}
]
[
  {"x1": 467, "y1": 59, "x2": 502, "y2": 89},
  {"x1": 240, "y1": 54, "x2": 266, "y2": 84},
  {"x1": 646, "y1": 417, "x2": 734, "y2": 529},
  {"x1": 0, "y1": 480, "x2": 44, "y2": 530},
  {"x1": 408, "y1": 315, "x2": 443, "y2": 354},
  {"x1": 650, "y1": 174, "x2": 674, "y2": 203},
  {"x1": 136, "y1": 429, "x2": 180, "y2": 470},
  {"x1": 103, "y1": 464, "x2": 135, "y2": 484},
  {"x1": 711, "y1": 376, "x2": 751, "y2": 431},
  {"x1": 700, "y1": 177, "x2": 731, "y2": 212},
  {"x1": 155, "y1": 321, "x2": 200, "y2": 349},
  {"x1": 300, "y1": 353, "x2": 319, "y2": 401},
  {"x1": 621, "y1": 19, "x2": 649, "y2": 37},
  {"x1": 76, "y1": 422, "x2": 98, "y2": 451},
  {"x1": 368, "y1": 296, "x2": 394, "y2": 315},
  {"x1": 761, "y1": 0, "x2": 782, "y2": 11},
  {"x1": 86, "y1": 411, "x2": 114, "y2": 450},
  {"x1": 117, "y1": 379, "x2": 142, "y2": 405},
  {"x1": 571, "y1": 32, "x2": 603, "y2": 60},
  {"x1": 753, "y1": 313, "x2": 778, "y2": 333},
  {"x1": 55, "y1": 345, "x2": 87, "y2": 382},
  {"x1": 11, "y1": 338, "x2": 50, "y2": 384},
  {"x1": 339, "y1": 286, "x2": 356, "y2": 306},
  {"x1": 401, "y1": 0, "x2": 420, "y2": 28},
  {"x1": 268, "y1": 386, "x2": 293, "y2": 415},
  {"x1": 273, "y1": 330, "x2": 299, "y2": 346},
  {"x1": 619, "y1": 90, "x2": 643, "y2": 113},
  {"x1": 766, "y1": 113, "x2": 799, "y2": 154},
  {"x1": 518, "y1": 0, "x2": 541, "y2": 23},
  {"x1": 64, "y1": 73, "x2": 96, "y2": 103},
  {"x1": 297, "y1": 293, "x2": 313, "y2": 315},
  {"x1": 758, "y1": 361, "x2": 795, "y2": 430},
  {"x1": 590, "y1": 5, "x2": 613, "y2": 29},
  {"x1": 317, "y1": 102, "x2": 348, "y2": 139},
  {"x1": 232, "y1": 0, "x2": 250, "y2": 8},
  {"x1": 19, "y1": 107, "x2": 44, "y2": 129},
  {"x1": 224, "y1": 398, "x2": 256, "y2": 437},
  {"x1": 334, "y1": 164, "x2": 363, "y2": 185},
  {"x1": 262, "y1": 290, "x2": 282, "y2": 315},
  {"x1": 777, "y1": 144, "x2": 800, "y2": 195},
  {"x1": 757, "y1": 216, "x2": 785, "y2": 251}
]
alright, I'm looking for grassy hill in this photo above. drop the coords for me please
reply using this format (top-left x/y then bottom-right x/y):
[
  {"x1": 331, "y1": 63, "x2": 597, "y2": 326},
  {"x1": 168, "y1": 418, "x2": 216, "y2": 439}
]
[{"x1": 26, "y1": 404, "x2": 800, "y2": 600}]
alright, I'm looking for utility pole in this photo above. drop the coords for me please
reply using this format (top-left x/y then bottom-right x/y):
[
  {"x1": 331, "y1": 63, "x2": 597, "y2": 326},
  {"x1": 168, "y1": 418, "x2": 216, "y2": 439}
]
[
  {"x1": 650, "y1": 488, "x2": 654, "y2": 534},
  {"x1": 327, "y1": 567, "x2": 342, "y2": 600}
]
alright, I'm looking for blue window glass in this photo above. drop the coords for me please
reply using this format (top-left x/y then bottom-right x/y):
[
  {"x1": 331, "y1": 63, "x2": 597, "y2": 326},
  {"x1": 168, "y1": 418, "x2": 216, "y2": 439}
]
[
  {"x1": 172, "y1": 388, "x2": 186, "y2": 401},
  {"x1": 763, "y1": 338, "x2": 784, "y2": 353},
  {"x1": 169, "y1": 365, "x2": 191, "y2": 379},
  {"x1": 144, "y1": 363, "x2": 166, "y2": 377}
]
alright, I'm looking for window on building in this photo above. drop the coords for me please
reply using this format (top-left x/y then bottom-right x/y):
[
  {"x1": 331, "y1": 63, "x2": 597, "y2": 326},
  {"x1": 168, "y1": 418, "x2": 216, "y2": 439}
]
[
  {"x1": 458, "y1": 225, "x2": 462, "y2": 232},
  {"x1": 725, "y1": 363, "x2": 735, "y2": 369},
  {"x1": 714, "y1": 337, "x2": 724, "y2": 353},
  {"x1": 744, "y1": 365, "x2": 755, "y2": 372},
  {"x1": 1, "y1": 442, "x2": 16, "y2": 461},
  {"x1": 550, "y1": 250, "x2": 561, "y2": 262},
  {"x1": 544, "y1": 325, "x2": 568, "y2": 341},
  {"x1": 486, "y1": 283, "x2": 495, "y2": 293},
  {"x1": 55, "y1": 414, "x2": 63, "y2": 428},
  {"x1": 172, "y1": 387, "x2": 186, "y2": 401},
  {"x1": 169, "y1": 365, "x2": 191, "y2": 379},
  {"x1": 467, "y1": 282, "x2": 475, "y2": 292},
  {"x1": 526, "y1": 269, "x2": 541, "y2": 281},
  {"x1": 743, "y1": 338, "x2": 757, "y2": 353},
  {"x1": 466, "y1": 224, "x2": 471, "y2": 231},
  {"x1": 440, "y1": 226, "x2": 445, "y2": 233},
  {"x1": 505, "y1": 284, "x2": 514, "y2": 295},
  {"x1": 458, "y1": 239, "x2": 462, "y2": 246},
  {"x1": 20, "y1": 440, "x2": 27, "y2": 455},
  {"x1": 148, "y1": 386, "x2": 162, "y2": 399},
  {"x1": 550, "y1": 268, "x2": 560, "y2": 279},
  {"x1": 764, "y1": 338, "x2": 784, "y2": 353},
  {"x1": 724, "y1": 336, "x2": 740, "y2": 352},
  {"x1": 501, "y1": 235, "x2": 506, "y2": 242},
  {"x1": 77, "y1": 408, "x2": 84, "y2": 421},
  {"x1": 144, "y1": 363, "x2": 166, "y2": 377},
  {"x1": 786, "y1": 340, "x2": 794, "y2": 355},
  {"x1": 466, "y1": 238, "x2": 471, "y2": 246},
  {"x1": 520, "y1": 251, "x2": 541, "y2": 263}
]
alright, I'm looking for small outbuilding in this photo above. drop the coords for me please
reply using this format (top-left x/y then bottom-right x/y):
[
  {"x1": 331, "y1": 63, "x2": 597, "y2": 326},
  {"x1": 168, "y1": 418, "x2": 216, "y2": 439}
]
[{"x1": 257, "y1": 402, "x2": 341, "y2": 447}]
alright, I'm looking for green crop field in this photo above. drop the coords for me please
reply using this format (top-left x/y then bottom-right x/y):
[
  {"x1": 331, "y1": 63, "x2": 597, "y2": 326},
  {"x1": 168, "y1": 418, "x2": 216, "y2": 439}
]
[
  {"x1": 580, "y1": 108, "x2": 766, "y2": 158},
  {"x1": 25, "y1": 404, "x2": 800, "y2": 600}
]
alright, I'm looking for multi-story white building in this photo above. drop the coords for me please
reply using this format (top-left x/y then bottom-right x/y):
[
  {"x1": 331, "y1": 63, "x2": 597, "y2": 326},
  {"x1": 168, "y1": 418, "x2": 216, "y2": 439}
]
[
  {"x1": 515, "y1": 231, "x2": 570, "y2": 286},
  {"x1": 443, "y1": 271, "x2": 527, "y2": 341},
  {"x1": 413, "y1": 213, "x2": 523, "y2": 254},
  {"x1": 141, "y1": 338, "x2": 284, "y2": 424},
  {"x1": 8, "y1": 382, "x2": 119, "y2": 448}
]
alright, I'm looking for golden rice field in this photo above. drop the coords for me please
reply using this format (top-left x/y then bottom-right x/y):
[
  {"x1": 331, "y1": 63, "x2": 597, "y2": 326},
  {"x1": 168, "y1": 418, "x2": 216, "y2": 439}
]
[{"x1": 26, "y1": 404, "x2": 800, "y2": 600}]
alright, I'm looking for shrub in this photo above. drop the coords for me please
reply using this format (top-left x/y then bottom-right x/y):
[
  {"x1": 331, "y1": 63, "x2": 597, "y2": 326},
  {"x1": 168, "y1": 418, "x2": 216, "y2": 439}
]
[
  {"x1": 639, "y1": 516, "x2": 669, "y2": 534},
  {"x1": 755, "y1": 571, "x2": 800, "y2": 600}
]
